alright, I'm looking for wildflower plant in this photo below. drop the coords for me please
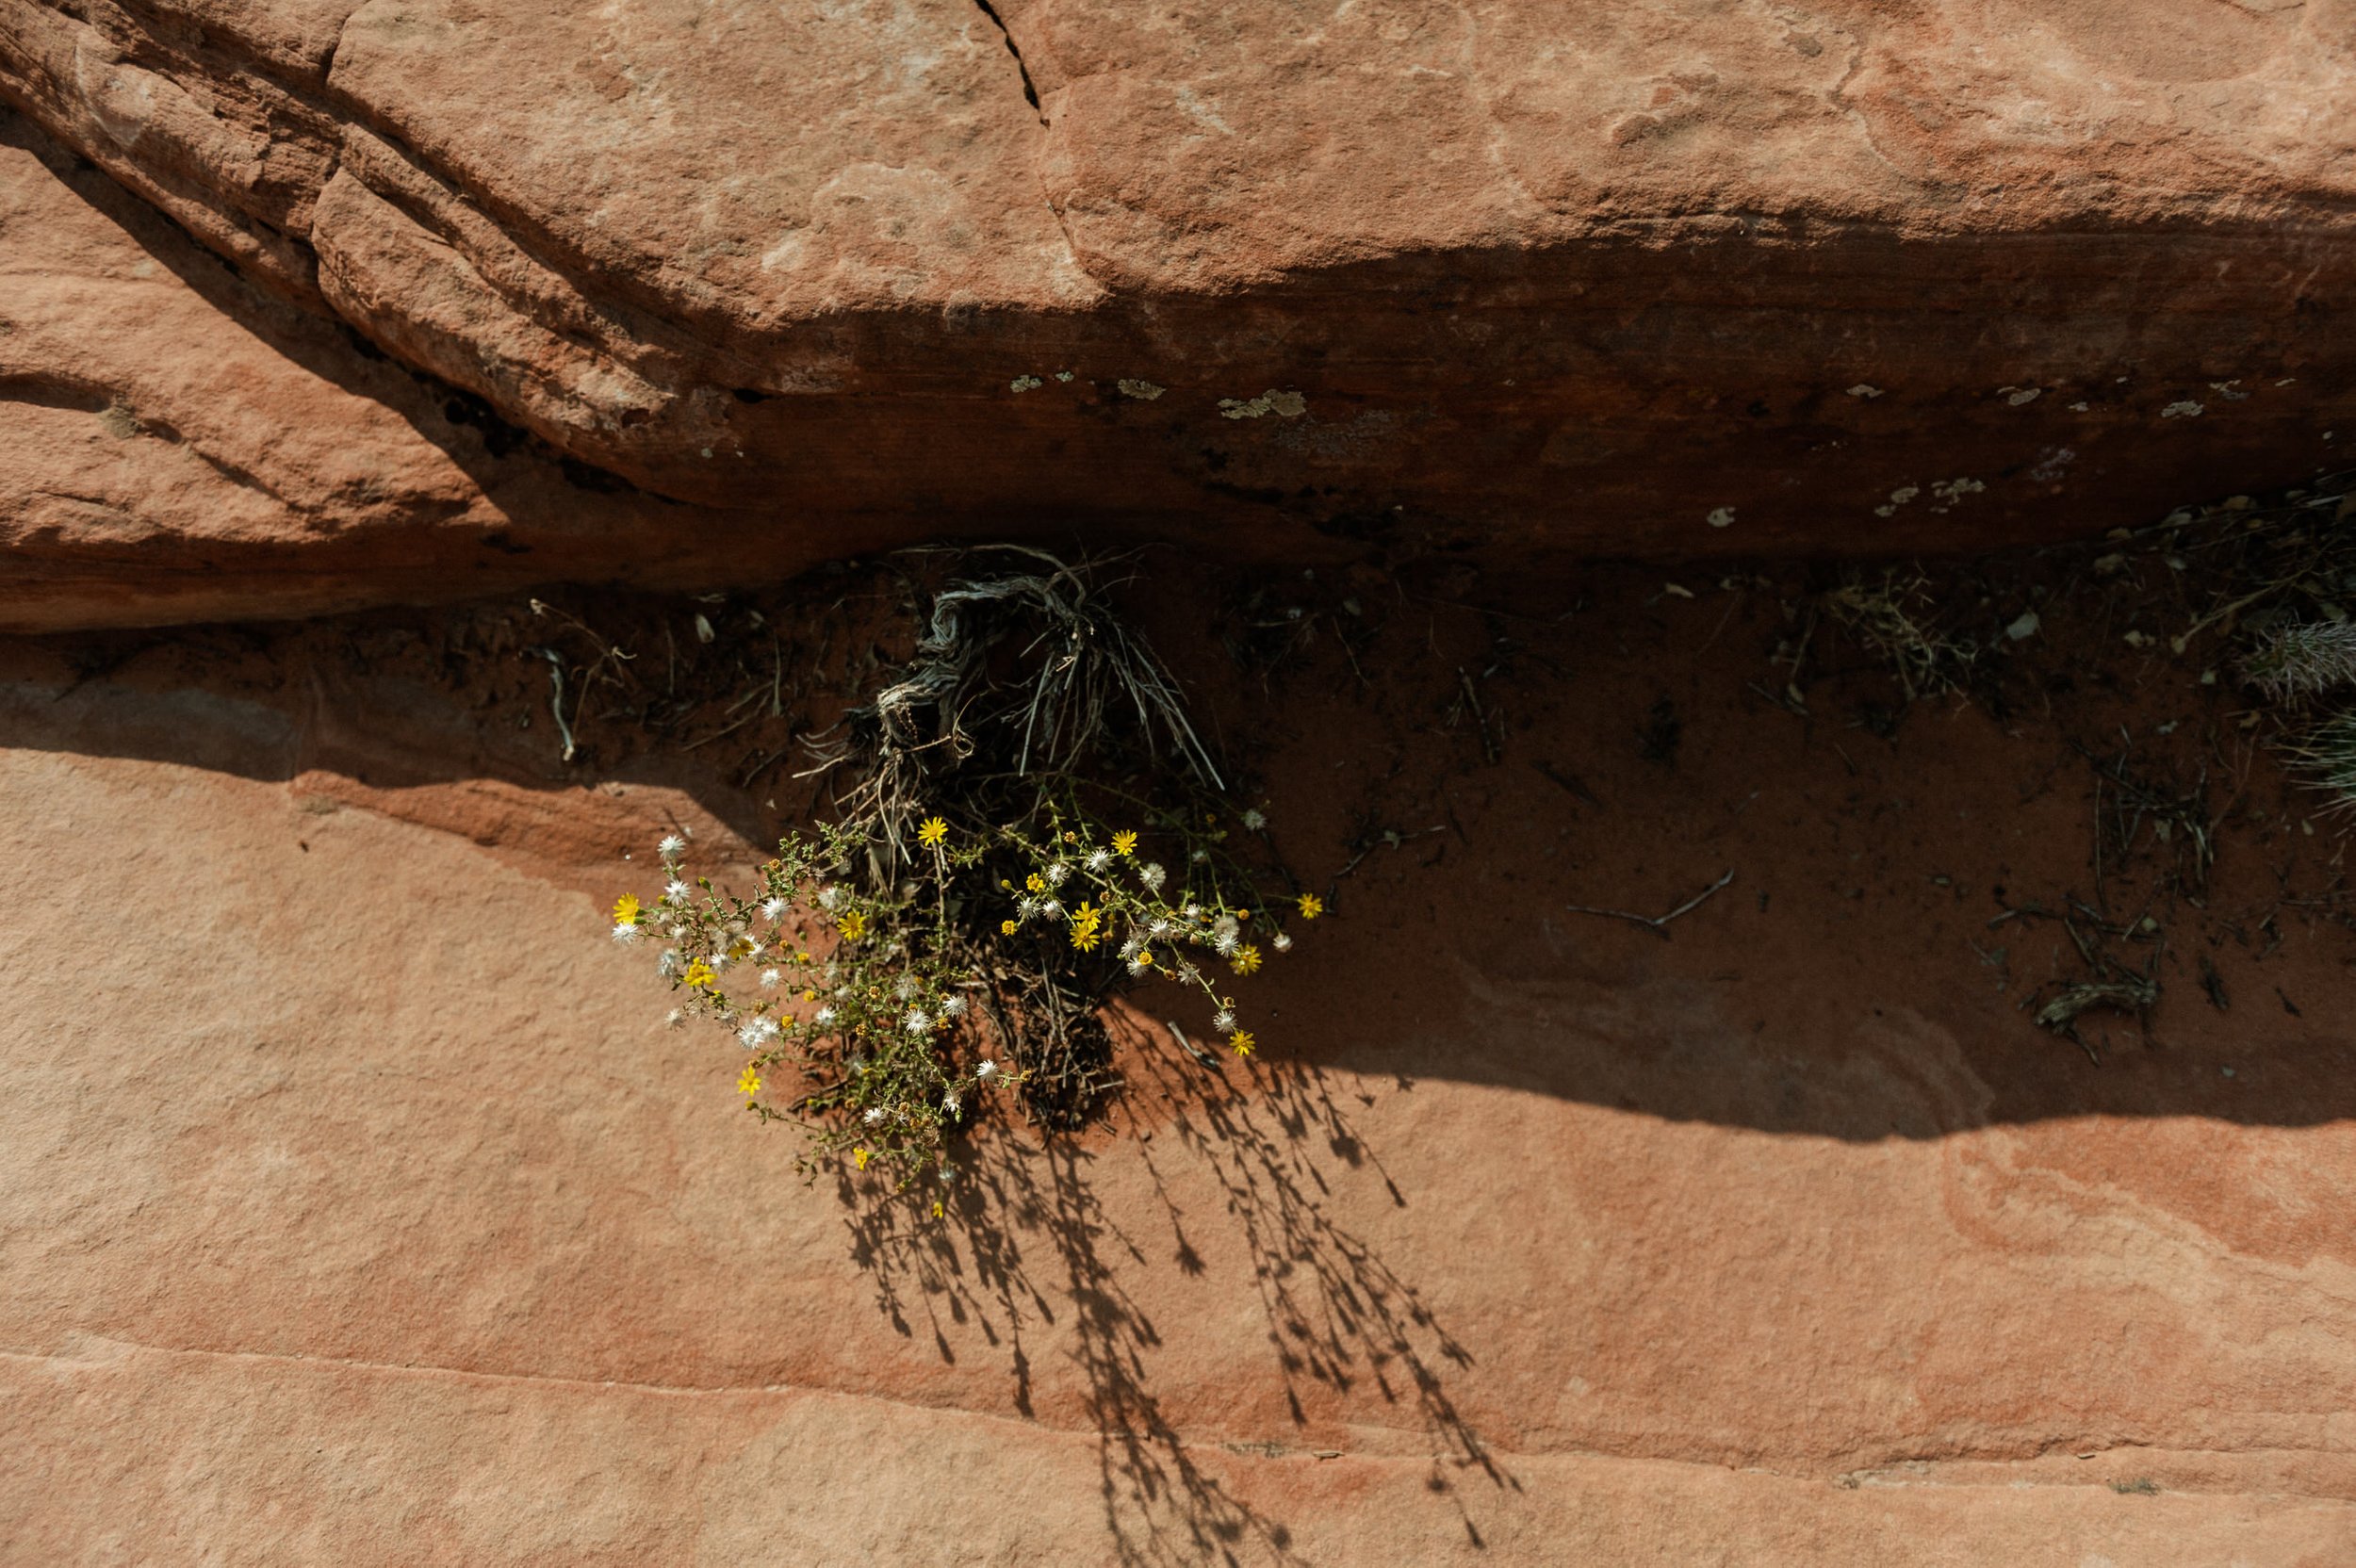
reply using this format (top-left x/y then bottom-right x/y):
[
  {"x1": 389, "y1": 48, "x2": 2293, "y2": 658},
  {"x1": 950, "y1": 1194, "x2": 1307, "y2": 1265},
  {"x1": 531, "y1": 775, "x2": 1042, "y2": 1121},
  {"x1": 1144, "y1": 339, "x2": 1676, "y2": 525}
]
[{"x1": 611, "y1": 549, "x2": 1313, "y2": 1193}]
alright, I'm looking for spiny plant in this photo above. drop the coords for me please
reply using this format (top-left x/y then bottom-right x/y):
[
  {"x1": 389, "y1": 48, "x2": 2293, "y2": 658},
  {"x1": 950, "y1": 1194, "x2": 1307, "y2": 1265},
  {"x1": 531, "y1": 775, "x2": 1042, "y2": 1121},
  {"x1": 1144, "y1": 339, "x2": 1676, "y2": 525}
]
[
  {"x1": 2238, "y1": 619, "x2": 2356, "y2": 705},
  {"x1": 609, "y1": 548, "x2": 1319, "y2": 1200},
  {"x1": 2281, "y1": 710, "x2": 2356, "y2": 815}
]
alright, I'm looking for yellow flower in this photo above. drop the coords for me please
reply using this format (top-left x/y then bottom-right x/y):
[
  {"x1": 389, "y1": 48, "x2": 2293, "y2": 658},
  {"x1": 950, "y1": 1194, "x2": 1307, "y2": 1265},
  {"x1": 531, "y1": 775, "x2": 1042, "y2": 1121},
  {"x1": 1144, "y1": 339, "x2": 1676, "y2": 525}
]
[
  {"x1": 838, "y1": 911, "x2": 867, "y2": 941},
  {"x1": 1296, "y1": 892, "x2": 1324, "y2": 921},
  {"x1": 1025, "y1": 873, "x2": 1045, "y2": 893},
  {"x1": 1111, "y1": 830, "x2": 1137, "y2": 857},
  {"x1": 1230, "y1": 1030, "x2": 1256, "y2": 1056},
  {"x1": 853, "y1": 1147, "x2": 872, "y2": 1170},
  {"x1": 1001, "y1": 919, "x2": 1018, "y2": 936},
  {"x1": 682, "y1": 957, "x2": 717, "y2": 989},
  {"x1": 918, "y1": 816, "x2": 948, "y2": 847},
  {"x1": 802, "y1": 988, "x2": 819, "y2": 1002},
  {"x1": 931, "y1": 1199, "x2": 944, "y2": 1218},
  {"x1": 1069, "y1": 903, "x2": 1104, "y2": 951},
  {"x1": 736, "y1": 1065, "x2": 761, "y2": 1097},
  {"x1": 1072, "y1": 927, "x2": 1104, "y2": 954},
  {"x1": 1135, "y1": 950, "x2": 1153, "y2": 969},
  {"x1": 612, "y1": 893, "x2": 640, "y2": 925},
  {"x1": 1231, "y1": 944, "x2": 1263, "y2": 976}
]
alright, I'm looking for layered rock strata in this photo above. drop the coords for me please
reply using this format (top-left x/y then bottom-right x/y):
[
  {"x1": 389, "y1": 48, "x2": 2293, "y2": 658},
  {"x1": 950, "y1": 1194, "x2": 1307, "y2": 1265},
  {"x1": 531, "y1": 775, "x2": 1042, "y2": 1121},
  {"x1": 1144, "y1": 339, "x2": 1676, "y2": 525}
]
[{"x1": 4, "y1": 0, "x2": 2354, "y2": 624}]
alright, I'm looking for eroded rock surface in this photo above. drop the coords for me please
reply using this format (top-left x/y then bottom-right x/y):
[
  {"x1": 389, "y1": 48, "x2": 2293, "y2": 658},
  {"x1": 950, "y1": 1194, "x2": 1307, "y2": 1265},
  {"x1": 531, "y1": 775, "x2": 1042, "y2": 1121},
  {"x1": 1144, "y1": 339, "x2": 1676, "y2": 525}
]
[
  {"x1": 4, "y1": 0, "x2": 2353, "y2": 624},
  {"x1": 6, "y1": 575, "x2": 2356, "y2": 1561}
]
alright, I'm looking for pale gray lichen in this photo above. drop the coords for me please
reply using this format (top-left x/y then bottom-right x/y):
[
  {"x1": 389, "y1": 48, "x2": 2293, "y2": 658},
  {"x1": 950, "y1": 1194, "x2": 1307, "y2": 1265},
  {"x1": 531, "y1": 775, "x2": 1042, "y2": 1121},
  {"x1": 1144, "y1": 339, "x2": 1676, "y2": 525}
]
[
  {"x1": 1219, "y1": 389, "x2": 1307, "y2": 420},
  {"x1": 1116, "y1": 379, "x2": 1165, "y2": 400},
  {"x1": 1010, "y1": 375, "x2": 1043, "y2": 393}
]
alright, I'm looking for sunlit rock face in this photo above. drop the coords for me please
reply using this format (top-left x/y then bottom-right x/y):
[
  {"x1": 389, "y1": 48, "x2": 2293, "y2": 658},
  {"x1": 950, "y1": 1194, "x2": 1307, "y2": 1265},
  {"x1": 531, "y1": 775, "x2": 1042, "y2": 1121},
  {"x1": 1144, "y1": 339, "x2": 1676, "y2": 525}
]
[{"x1": 5, "y1": 0, "x2": 2354, "y2": 625}]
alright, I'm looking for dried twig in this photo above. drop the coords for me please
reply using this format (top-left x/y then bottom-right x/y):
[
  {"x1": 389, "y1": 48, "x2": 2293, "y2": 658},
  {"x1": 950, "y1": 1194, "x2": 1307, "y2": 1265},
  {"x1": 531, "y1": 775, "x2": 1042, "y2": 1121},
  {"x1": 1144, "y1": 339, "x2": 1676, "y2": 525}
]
[{"x1": 1564, "y1": 869, "x2": 1737, "y2": 939}]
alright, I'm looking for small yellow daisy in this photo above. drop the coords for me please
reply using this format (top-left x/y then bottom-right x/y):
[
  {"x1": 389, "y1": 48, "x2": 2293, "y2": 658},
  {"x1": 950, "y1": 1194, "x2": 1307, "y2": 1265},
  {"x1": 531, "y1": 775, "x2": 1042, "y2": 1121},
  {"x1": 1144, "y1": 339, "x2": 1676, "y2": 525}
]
[
  {"x1": 612, "y1": 893, "x2": 640, "y2": 925},
  {"x1": 1111, "y1": 830, "x2": 1138, "y2": 857},
  {"x1": 682, "y1": 957, "x2": 717, "y2": 989},
  {"x1": 1230, "y1": 1030, "x2": 1256, "y2": 1056},
  {"x1": 736, "y1": 1066, "x2": 761, "y2": 1097},
  {"x1": 1001, "y1": 919, "x2": 1019, "y2": 936},
  {"x1": 1231, "y1": 944, "x2": 1263, "y2": 976},
  {"x1": 917, "y1": 816, "x2": 949, "y2": 847},
  {"x1": 853, "y1": 1147, "x2": 872, "y2": 1170},
  {"x1": 1296, "y1": 892, "x2": 1324, "y2": 921},
  {"x1": 838, "y1": 911, "x2": 867, "y2": 941}
]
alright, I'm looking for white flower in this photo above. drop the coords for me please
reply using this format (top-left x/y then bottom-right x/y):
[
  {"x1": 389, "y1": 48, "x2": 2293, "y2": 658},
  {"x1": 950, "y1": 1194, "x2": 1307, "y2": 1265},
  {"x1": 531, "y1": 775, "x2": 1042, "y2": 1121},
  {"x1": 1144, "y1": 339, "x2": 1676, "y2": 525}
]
[
  {"x1": 1046, "y1": 861, "x2": 1070, "y2": 887},
  {"x1": 938, "y1": 1166, "x2": 955, "y2": 1184},
  {"x1": 738, "y1": 1019, "x2": 779, "y2": 1049},
  {"x1": 1086, "y1": 848, "x2": 1111, "y2": 872},
  {"x1": 1216, "y1": 932, "x2": 1240, "y2": 956},
  {"x1": 1148, "y1": 917, "x2": 1173, "y2": 939},
  {"x1": 1017, "y1": 896, "x2": 1039, "y2": 920},
  {"x1": 976, "y1": 1059, "x2": 998, "y2": 1081},
  {"x1": 664, "y1": 879, "x2": 691, "y2": 903},
  {"x1": 1190, "y1": 849, "x2": 1209, "y2": 863},
  {"x1": 613, "y1": 922, "x2": 642, "y2": 944},
  {"x1": 1241, "y1": 808, "x2": 1266, "y2": 830},
  {"x1": 942, "y1": 994, "x2": 968, "y2": 1017},
  {"x1": 709, "y1": 950, "x2": 729, "y2": 972},
  {"x1": 941, "y1": 1093, "x2": 960, "y2": 1116},
  {"x1": 1183, "y1": 904, "x2": 1202, "y2": 919},
  {"x1": 760, "y1": 967, "x2": 781, "y2": 988},
  {"x1": 1272, "y1": 932, "x2": 1294, "y2": 953},
  {"x1": 658, "y1": 950, "x2": 681, "y2": 976},
  {"x1": 761, "y1": 896, "x2": 788, "y2": 920},
  {"x1": 1138, "y1": 863, "x2": 1166, "y2": 891},
  {"x1": 1119, "y1": 936, "x2": 1143, "y2": 960},
  {"x1": 1039, "y1": 898, "x2": 1063, "y2": 920},
  {"x1": 813, "y1": 1004, "x2": 838, "y2": 1026},
  {"x1": 1213, "y1": 1009, "x2": 1237, "y2": 1033},
  {"x1": 663, "y1": 1007, "x2": 684, "y2": 1027},
  {"x1": 816, "y1": 884, "x2": 843, "y2": 911},
  {"x1": 1127, "y1": 952, "x2": 1153, "y2": 975},
  {"x1": 894, "y1": 974, "x2": 919, "y2": 1001},
  {"x1": 905, "y1": 1009, "x2": 931, "y2": 1036},
  {"x1": 658, "y1": 834, "x2": 686, "y2": 858},
  {"x1": 863, "y1": 1107, "x2": 886, "y2": 1126}
]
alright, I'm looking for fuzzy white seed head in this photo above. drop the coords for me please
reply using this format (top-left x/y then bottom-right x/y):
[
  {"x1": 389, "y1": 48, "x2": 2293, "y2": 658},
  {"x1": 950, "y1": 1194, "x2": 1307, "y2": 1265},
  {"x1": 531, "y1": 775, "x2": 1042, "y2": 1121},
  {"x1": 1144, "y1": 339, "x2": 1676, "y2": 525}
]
[
  {"x1": 1241, "y1": 808, "x2": 1267, "y2": 830},
  {"x1": 1148, "y1": 917, "x2": 1173, "y2": 939},
  {"x1": 895, "y1": 974, "x2": 919, "y2": 1001},
  {"x1": 664, "y1": 1007, "x2": 684, "y2": 1027},
  {"x1": 739, "y1": 1019, "x2": 778, "y2": 1049},
  {"x1": 1046, "y1": 861, "x2": 1070, "y2": 887},
  {"x1": 1087, "y1": 848, "x2": 1111, "y2": 872},
  {"x1": 1183, "y1": 903, "x2": 1203, "y2": 919},
  {"x1": 658, "y1": 834, "x2": 686, "y2": 858},
  {"x1": 941, "y1": 1093, "x2": 960, "y2": 1116},
  {"x1": 813, "y1": 1005, "x2": 838, "y2": 1026},
  {"x1": 1017, "y1": 896, "x2": 1039, "y2": 920},
  {"x1": 664, "y1": 879, "x2": 692, "y2": 903},
  {"x1": 613, "y1": 922, "x2": 642, "y2": 944},
  {"x1": 761, "y1": 896, "x2": 788, "y2": 920},
  {"x1": 1039, "y1": 898, "x2": 1064, "y2": 920},
  {"x1": 942, "y1": 994, "x2": 968, "y2": 1017},
  {"x1": 1215, "y1": 931, "x2": 1241, "y2": 956},
  {"x1": 863, "y1": 1107, "x2": 885, "y2": 1126},
  {"x1": 1138, "y1": 862, "x2": 1166, "y2": 891},
  {"x1": 1213, "y1": 1009, "x2": 1237, "y2": 1033},
  {"x1": 658, "y1": 951, "x2": 681, "y2": 977},
  {"x1": 816, "y1": 885, "x2": 843, "y2": 911},
  {"x1": 905, "y1": 1009, "x2": 932, "y2": 1036},
  {"x1": 1128, "y1": 953, "x2": 1153, "y2": 975},
  {"x1": 976, "y1": 1059, "x2": 998, "y2": 1081},
  {"x1": 1272, "y1": 932, "x2": 1294, "y2": 953},
  {"x1": 759, "y1": 967, "x2": 781, "y2": 988},
  {"x1": 1190, "y1": 848, "x2": 1209, "y2": 863}
]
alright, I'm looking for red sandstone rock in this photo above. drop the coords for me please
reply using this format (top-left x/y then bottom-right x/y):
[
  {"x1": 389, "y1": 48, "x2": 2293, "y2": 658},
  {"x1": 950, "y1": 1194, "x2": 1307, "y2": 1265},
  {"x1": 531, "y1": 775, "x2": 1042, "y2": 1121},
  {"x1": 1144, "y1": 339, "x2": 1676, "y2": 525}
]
[
  {"x1": 4, "y1": 0, "x2": 2353, "y2": 622},
  {"x1": 5, "y1": 581, "x2": 2356, "y2": 1560}
]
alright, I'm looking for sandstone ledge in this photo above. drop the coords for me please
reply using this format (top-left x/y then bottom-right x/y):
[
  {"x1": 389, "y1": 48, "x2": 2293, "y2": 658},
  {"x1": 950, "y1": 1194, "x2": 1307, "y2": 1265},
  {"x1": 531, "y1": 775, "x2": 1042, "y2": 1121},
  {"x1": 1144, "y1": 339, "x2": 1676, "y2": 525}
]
[{"x1": 4, "y1": 0, "x2": 2353, "y2": 624}]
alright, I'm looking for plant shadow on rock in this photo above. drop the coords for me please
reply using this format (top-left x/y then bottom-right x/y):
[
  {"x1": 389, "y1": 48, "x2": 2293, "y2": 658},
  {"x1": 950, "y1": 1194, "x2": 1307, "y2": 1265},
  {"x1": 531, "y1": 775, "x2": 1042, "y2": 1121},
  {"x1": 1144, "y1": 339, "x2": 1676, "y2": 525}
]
[{"x1": 843, "y1": 1024, "x2": 1509, "y2": 1564}]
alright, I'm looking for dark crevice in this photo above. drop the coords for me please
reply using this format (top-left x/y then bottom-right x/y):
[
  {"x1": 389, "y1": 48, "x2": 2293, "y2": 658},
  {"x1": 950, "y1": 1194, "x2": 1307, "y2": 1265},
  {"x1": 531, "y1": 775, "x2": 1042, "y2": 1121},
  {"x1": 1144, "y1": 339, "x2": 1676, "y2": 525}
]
[{"x1": 971, "y1": 0, "x2": 1045, "y2": 122}]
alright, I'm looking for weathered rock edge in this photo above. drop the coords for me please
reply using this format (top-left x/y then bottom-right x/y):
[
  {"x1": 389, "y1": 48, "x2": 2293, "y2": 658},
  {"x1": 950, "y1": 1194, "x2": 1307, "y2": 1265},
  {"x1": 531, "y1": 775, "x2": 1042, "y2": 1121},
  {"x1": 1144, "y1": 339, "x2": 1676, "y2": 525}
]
[{"x1": 4, "y1": 0, "x2": 2354, "y2": 623}]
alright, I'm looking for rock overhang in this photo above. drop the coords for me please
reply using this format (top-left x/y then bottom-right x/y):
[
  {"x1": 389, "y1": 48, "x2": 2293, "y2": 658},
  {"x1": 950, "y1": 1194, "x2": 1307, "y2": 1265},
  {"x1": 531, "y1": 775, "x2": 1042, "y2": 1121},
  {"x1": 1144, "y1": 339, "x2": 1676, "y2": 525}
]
[{"x1": 2, "y1": 0, "x2": 2352, "y2": 626}]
